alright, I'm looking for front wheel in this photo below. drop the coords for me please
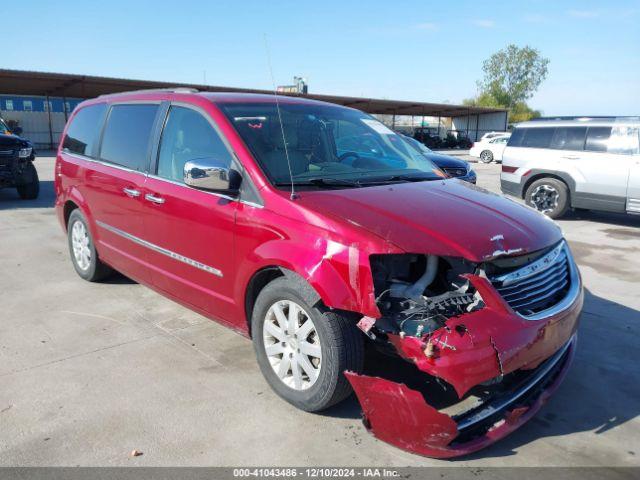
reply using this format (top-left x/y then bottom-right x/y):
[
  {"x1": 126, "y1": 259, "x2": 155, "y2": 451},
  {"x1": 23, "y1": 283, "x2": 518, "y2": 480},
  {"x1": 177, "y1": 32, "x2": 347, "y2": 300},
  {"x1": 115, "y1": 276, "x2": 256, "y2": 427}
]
[
  {"x1": 252, "y1": 276, "x2": 364, "y2": 412},
  {"x1": 525, "y1": 178, "x2": 570, "y2": 219},
  {"x1": 479, "y1": 150, "x2": 493, "y2": 163},
  {"x1": 16, "y1": 162, "x2": 39, "y2": 199}
]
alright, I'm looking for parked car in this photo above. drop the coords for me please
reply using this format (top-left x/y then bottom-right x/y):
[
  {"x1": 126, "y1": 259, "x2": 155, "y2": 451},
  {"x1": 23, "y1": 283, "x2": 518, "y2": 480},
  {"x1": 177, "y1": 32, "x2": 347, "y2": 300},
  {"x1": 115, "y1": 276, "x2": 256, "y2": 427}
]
[
  {"x1": 55, "y1": 90, "x2": 583, "y2": 458},
  {"x1": 480, "y1": 131, "x2": 510, "y2": 142},
  {"x1": 0, "y1": 117, "x2": 39, "y2": 199},
  {"x1": 470, "y1": 135, "x2": 510, "y2": 163},
  {"x1": 402, "y1": 135, "x2": 476, "y2": 183},
  {"x1": 501, "y1": 118, "x2": 640, "y2": 218}
]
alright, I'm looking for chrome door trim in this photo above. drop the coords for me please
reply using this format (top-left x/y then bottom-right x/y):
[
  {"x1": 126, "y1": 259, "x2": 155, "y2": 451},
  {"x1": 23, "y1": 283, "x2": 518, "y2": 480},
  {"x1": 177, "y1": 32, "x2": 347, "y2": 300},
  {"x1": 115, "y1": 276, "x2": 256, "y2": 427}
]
[
  {"x1": 96, "y1": 220, "x2": 223, "y2": 277},
  {"x1": 123, "y1": 187, "x2": 141, "y2": 197},
  {"x1": 145, "y1": 173, "x2": 264, "y2": 208},
  {"x1": 144, "y1": 193, "x2": 165, "y2": 204},
  {"x1": 61, "y1": 151, "x2": 263, "y2": 208}
]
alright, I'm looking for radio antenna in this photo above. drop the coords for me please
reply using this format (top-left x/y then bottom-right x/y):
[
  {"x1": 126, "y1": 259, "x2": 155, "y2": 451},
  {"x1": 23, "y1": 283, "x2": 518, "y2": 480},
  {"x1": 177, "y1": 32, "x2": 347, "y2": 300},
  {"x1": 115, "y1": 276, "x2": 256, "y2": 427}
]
[{"x1": 263, "y1": 34, "x2": 297, "y2": 200}]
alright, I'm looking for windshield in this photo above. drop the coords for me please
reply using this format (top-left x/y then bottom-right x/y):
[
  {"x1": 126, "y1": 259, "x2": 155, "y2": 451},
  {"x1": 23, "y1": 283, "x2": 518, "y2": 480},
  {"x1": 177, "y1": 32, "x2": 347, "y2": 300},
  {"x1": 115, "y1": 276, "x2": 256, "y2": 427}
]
[
  {"x1": 0, "y1": 118, "x2": 9, "y2": 135},
  {"x1": 220, "y1": 102, "x2": 444, "y2": 188},
  {"x1": 403, "y1": 135, "x2": 433, "y2": 154}
]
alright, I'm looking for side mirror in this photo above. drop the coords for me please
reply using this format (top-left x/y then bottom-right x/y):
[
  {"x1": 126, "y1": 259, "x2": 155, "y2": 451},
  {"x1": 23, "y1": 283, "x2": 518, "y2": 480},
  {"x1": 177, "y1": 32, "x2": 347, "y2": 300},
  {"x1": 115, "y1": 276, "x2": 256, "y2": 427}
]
[
  {"x1": 11, "y1": 126, "x2": 23, "y2": 136},
  {"x1": 184, "y1": 158, "x2": 242, "y2": 195}
]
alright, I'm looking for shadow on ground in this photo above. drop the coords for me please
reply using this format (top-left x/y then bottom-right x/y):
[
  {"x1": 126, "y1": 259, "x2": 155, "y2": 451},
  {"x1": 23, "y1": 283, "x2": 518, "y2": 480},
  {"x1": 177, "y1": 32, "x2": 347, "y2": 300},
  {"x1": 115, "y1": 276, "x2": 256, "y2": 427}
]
[
  {"x1": 562, "y1": 209, "x2": 640, "y2": 228},
  {"x1": 0, "y1": 180, "x2": 55, "y2": 210}
]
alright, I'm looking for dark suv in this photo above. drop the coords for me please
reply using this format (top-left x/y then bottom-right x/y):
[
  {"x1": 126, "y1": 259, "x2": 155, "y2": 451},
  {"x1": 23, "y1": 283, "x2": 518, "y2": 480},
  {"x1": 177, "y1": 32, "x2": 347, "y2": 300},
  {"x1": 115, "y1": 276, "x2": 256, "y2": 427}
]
[{"x1": 0, "y1": 117, "x2": 39, "y2": 199}]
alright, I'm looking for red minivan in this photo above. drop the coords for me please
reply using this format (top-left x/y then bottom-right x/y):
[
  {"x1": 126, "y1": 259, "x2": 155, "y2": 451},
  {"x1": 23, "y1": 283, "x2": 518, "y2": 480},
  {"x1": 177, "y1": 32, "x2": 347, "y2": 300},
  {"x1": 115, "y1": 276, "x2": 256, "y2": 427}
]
[{"x1": 55, "y1": 90, "x2": 583, "y2": 458}]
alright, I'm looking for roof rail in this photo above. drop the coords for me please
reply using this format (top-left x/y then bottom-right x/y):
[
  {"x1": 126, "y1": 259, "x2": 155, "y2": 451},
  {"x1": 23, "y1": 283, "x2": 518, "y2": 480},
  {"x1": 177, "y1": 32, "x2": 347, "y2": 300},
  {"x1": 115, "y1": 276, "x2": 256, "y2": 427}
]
[
  {"x1": 529, "y1": 115, "x2": 639, "y2": 122},
  {"x1": 98, "y1": 87, "x2": 199, "y2": 97}
]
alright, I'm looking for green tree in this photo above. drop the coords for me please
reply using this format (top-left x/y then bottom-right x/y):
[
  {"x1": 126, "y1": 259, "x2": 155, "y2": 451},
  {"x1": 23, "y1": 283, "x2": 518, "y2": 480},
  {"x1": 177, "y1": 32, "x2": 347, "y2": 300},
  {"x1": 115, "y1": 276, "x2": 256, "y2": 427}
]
[
  {"x1": 479, "y1": 44, "x2": 549, "y2": 110},
  {"x1": 465, "y1": 44, "x2": 549, "y2": 122}
]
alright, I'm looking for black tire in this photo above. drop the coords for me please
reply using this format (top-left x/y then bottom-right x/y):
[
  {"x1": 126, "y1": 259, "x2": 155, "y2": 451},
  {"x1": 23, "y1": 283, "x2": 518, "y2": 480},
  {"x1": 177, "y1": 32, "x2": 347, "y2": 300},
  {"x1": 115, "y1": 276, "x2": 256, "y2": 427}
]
[
  {"x1": 16, "y1": 162, "x2": 40, "y2": 200},
  {"x1": 251, "y1": 276, "x2": 364, "y2": 412},
  {"x1": 525, "y1": 178, "x2": 570, "y2": 219},
  {"x1": 67, "y1": 209, "x2": 113, "y2": 281},
  {"x1": 479, "y1": 150, "x2": 493, "y2": 163}
]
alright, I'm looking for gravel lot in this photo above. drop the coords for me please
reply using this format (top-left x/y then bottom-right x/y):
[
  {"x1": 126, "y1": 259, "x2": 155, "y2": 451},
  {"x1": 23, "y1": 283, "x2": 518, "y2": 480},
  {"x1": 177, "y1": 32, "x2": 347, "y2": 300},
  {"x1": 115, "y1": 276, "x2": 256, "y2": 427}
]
[{"x1": 0, "y1": 156, "x2": 639, "y2": 467}]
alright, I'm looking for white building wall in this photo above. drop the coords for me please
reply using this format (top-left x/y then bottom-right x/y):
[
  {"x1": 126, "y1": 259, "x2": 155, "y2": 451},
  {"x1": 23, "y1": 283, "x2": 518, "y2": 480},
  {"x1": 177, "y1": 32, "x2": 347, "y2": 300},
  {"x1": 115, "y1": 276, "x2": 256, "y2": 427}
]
[
  {"x1": 0, "y1": 110, "x2": 67, "y2": 149},
  {"x1": 451, "y1": 112, "x2": 508, "y2": 141}
]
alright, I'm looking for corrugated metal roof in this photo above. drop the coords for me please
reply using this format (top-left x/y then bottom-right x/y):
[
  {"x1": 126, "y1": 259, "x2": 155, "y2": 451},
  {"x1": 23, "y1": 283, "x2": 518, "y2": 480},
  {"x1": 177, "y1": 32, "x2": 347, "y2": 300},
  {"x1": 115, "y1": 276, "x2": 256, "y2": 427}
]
[{"x1": 0, "y1": 69, "x2": 506, "y2": 118}]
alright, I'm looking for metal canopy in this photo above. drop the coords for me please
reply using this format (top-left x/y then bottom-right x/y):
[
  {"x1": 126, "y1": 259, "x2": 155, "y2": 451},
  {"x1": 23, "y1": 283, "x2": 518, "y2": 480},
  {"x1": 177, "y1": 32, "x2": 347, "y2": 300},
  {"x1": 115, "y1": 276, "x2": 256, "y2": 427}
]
[{"x1": 0, "y1": 69, "x2": 506, "y2": 118}]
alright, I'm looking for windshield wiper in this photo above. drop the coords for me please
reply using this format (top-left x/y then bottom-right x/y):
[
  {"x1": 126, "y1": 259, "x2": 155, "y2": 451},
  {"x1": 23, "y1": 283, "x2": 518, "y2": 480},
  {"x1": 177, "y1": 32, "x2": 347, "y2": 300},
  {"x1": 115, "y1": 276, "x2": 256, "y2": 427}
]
[
  {"x1": 275, "y1": 178, "x2": 363, "y2": 188},
  {"x1": 359, "y1": 174, "x2": 440, "y2": 184}
]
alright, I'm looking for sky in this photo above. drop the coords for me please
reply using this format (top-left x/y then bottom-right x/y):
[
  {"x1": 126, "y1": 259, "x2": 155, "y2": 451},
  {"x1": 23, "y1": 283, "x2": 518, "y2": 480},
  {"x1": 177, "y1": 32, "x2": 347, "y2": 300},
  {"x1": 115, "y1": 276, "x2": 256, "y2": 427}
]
[{"x1": 4, "y1": 0, "x2": 640, "y2": 115}]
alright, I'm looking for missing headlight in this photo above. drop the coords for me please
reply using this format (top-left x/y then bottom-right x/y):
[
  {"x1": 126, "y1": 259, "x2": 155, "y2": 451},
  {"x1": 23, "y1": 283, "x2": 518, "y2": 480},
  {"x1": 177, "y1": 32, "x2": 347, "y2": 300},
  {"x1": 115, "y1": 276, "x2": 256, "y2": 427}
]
[{"x1": 370, "y1": 254, "x2": 484, "y2": 337}]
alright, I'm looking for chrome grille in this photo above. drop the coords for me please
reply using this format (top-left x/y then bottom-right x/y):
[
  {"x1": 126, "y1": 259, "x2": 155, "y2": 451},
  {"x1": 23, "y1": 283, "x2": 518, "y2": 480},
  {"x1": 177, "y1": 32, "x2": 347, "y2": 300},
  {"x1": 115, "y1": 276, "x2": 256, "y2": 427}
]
[
  {"x1": 491, "y1": 242, "x2": 573, "y2": 318},
  {"x1": 0, "y1": 149, "x2": 15, "y2": 156}
]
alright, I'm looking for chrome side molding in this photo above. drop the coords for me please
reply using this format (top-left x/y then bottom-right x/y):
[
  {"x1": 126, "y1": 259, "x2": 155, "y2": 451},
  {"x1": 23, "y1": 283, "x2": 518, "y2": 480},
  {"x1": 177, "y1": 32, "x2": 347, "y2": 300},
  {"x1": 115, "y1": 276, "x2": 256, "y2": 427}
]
[{"x1": 96, "y1": 220, "x2": 223, "y2": 277}]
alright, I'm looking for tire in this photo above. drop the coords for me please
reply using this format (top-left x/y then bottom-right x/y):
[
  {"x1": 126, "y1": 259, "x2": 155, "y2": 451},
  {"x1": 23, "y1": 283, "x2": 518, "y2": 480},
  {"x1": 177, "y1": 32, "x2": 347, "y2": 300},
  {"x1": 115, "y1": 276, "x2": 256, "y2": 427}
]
[
  {"x1": 251, "y1": 276, "x2": 364, "y2": 412},
  {"x1": 67, "y1": 209, "x2": 113, "y2": 281},
  {"x1": 16, "y1": 162, "x2": 40, "y2": 200},
  {"x1": 479, "y1": 150, "x2": 493, "y2": 163},
  {"x1": 525, "y1": 178, "x2": 570, "y2": 219}
]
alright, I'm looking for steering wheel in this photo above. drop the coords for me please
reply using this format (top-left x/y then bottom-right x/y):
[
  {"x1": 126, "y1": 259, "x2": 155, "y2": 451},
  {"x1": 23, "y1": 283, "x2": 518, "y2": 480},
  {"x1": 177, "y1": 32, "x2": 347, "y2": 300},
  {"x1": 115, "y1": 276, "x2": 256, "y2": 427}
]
[{"x1": 338, "y1": 151, "x2": 360, "y2": 163}]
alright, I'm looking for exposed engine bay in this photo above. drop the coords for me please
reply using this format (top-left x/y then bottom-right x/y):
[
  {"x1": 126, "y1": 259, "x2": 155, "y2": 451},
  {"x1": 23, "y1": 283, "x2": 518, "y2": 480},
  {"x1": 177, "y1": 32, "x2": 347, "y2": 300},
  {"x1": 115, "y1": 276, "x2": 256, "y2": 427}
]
[{"x1": 368, "y1": 254, "x2": 484, "y2": 338}]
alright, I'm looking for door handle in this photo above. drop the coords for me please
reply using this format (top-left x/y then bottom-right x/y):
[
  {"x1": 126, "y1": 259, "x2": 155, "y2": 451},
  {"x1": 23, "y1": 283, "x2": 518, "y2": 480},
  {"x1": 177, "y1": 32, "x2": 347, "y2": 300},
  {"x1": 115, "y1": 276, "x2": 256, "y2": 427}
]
[
  {"x1": 145, "y1": 193, "x2": 165, "y2": 204},
  {"x1": 123, "y1": 187, "x2": 141, "y2": 198}
]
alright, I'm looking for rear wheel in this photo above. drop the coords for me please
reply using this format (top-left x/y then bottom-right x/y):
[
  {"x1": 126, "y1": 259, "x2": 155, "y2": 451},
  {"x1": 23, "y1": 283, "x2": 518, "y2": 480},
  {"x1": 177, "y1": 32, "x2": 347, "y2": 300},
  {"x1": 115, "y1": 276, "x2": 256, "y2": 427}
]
[
  {"x1": 251, "y1": 276, "x2": 364, "y2": 412},
  {"x1": 67, "y1": 209, "x2": 113, "y2": 281},
  {"x1": 479, "y1": 150, "x2": 493, "y2": 163},
  {"x1": 16, "y1": 162, "x2": 39, "y2": 199},
  {"x1": 525, "y1": 178, "x2": 570, "y2": 219}
]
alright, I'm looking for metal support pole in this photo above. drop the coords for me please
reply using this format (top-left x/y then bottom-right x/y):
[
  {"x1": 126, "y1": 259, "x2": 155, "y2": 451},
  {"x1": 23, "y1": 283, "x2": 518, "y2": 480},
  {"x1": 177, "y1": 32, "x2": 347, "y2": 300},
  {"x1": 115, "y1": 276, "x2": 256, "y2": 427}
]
[
  {"x1": 62, "y1": 96, "x2": 68, "y2": 122},
  {"x1": 437, "y1": 114, "x2": 441, "y2": 137},
  {"x1": 466, "y1": 108, "x2": 470, "y2": 139},
  {"x1": 46, "y1": 94, "x2": 54, "y2": 150},
  {"x1": 392, "y1": 114, "x2": 396, "y2": 129}
]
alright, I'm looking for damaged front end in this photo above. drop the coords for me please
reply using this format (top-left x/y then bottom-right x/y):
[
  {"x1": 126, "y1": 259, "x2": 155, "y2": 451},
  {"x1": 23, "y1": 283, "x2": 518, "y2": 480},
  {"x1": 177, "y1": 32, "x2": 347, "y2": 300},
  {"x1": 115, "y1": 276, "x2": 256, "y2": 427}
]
[{"x1": 348, "y1": 241, "x2": 583, "y2": 458}]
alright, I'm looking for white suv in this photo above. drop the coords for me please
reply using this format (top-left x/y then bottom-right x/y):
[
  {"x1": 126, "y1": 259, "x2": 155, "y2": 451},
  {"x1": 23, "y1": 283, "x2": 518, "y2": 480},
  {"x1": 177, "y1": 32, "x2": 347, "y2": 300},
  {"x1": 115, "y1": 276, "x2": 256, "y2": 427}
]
[{"x1": 501, "y1": 118, "x2": 640, "y2": 218}]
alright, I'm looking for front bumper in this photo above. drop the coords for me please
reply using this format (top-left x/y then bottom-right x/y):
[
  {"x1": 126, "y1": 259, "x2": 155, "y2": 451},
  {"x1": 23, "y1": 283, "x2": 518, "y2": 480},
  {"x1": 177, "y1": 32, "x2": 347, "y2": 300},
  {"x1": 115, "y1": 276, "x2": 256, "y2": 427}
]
[
  {"x1": 0, "y1": 151, "x2": 33, "y2": 188},
  {"x1": 501, "y1": 178, "x2": 523, "y2": 197},
  {"x1": 346, "y1": 334, "x2": 576, "y2": 458},
  {"x1": 346, "y1": 268, "x2": 583, "y2": 458},
  {"x1": 460, "y1": 172, "x2": 476, "y2": 184}
]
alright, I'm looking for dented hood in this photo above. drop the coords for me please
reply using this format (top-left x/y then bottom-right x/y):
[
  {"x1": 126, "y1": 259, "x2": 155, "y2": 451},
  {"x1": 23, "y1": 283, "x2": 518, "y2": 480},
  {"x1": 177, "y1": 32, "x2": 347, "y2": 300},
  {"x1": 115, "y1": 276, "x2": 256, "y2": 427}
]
[{"x1": 296, "y1": 179, "x2": 562, "y2": 262}]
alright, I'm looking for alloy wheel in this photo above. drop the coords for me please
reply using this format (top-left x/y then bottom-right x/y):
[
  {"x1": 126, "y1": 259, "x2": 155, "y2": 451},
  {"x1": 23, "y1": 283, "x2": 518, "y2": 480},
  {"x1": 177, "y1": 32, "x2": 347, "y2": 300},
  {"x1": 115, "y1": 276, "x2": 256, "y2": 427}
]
[
  {"x1": 262, "y1": 300, "x2": 322, "y2": 390},
  {"x1": 480, "y1": 151, "x2": 492, "y2": 163},
  {"x1": 71, "y1": 220, "x2": 91, "y2": 271},
  {"x1": 531, "y1": 184, "x2": 559, "y2": 214}
]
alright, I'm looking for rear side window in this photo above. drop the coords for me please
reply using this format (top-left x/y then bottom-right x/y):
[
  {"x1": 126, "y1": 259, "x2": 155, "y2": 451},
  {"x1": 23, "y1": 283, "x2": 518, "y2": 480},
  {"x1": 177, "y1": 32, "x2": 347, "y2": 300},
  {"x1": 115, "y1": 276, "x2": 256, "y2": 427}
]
[
  {"x1": 584, "y1": 127, "x2": 612, "y2": 153},
  {"x1": 550, "y1": 127, "x2": 587, "y2": 151},
  {"x1": 156, "y1": 106, "x2": 233, "y2": 182},
  {"x1": 522, "y1": 127, "x2": 555, "y2": 148},
  {"x1": 608, "y1": 126, "x2": 640, "y2": 155},
  {"x1": 62, "y1": 103, "x2": 107, "y2": 157},
  {"x1": 99, "y1": 104, "x2": 159, "y2": 171},
  {"x1": 507, "y1": 128, "x2": 525, "y2": 147}
]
